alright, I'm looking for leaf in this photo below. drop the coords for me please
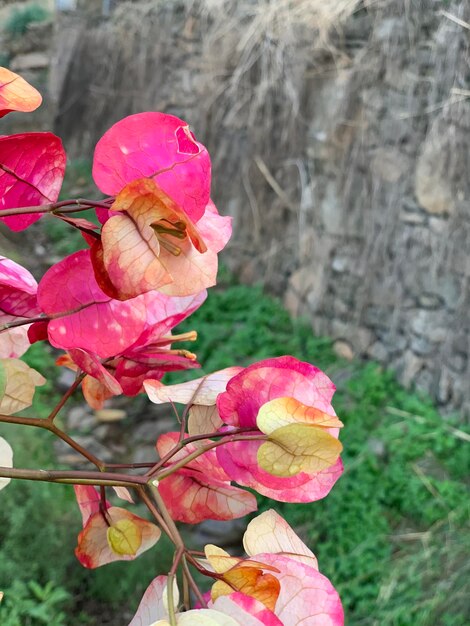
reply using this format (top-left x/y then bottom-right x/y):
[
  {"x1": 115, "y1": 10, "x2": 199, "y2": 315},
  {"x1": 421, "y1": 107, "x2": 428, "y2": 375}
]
[
  {"x1": 243, "y1": 510, "x2": 318, "y2": 569},
  {"x1": 92, "y1": 112, "x2": 211, "y2": 223},
  {"x1": 107, "y1": 518, "x2": 142, "y2": 556},
  {"x1": 75, "y1": 506, "x2": 160, "y2": 569},
  {"x1": 253, "y1": 554, "x2": 344, "y2": 626},
  {"x1": 0, "y1": 67, "x2": 42, "y2": 118},
  {"x1": 145, "y1": 367, "x2": 242, "y2": 406},
  {"x1": 0, "y1": 132, "x2": 66, "y2": 231},
  {"x1": 0, "y1": 358, "x2": 45, "y2": 415},
  {"x1": 0, "y1": 436, "x2": 13, "y2": 492},
  {"x1": 256, "y1": 397, "x2": 343, "y2": 435},
  {"x1": 94, "y1": 177, "x2": 207, "y2": 300},
  {"x1": 37, "y1": 249, "x2": 148, "y2": 359},
  {"x1": 257, "y1": 423, "x2": 343, "y2": 477}
]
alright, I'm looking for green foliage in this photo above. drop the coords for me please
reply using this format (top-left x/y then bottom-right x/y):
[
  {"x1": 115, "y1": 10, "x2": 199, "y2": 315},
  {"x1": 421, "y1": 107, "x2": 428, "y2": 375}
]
[
  {"x1": 0, "y1": 580, "x2": 70, "y2": 626},
  {"x1": 5, "y1": 4, "x2": 49, "y2": 37}
]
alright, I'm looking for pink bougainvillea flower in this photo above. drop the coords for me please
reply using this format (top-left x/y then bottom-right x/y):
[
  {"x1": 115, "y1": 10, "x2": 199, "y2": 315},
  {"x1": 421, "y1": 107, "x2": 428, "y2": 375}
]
[
  {"x1": 156, "y1": 432, "x2": 257, "y2": 524},
  {"x1": 252, "y1": 554, "x2": 343, "y2": 626},
  {"x1": 37, "y1": 249, "x2": 149, "y2": 359},
  {"x1": 52, "y1": 286, "x2": 206, "y2": 408},
  {"x1": 0, "y1": 67, "x2": 42, "y2": 118},
  {"x1": 203, "y1": 510, "x2": 343, "y2": 626},
  {"x1": 243, "y1": 509, "x2": 318, "y2": 570},
  {"x1": 0, "y1": 132, "x2": 66, "y2": 231},
  {"x1": 0, "y1": 256, "x2": 40, "y2": 357},
  {"x1": 75, "y1": 494, "x2": 161, "y2": 569},
  {"x1": 92, "y1": 112, "x2": 211, "y2": 224},
  {"x1": 91, "y1": 178, "x2": 231, "y2": 300},
  {"x1": 215, "y1": 356, "x2": 344, "y2": 502}
]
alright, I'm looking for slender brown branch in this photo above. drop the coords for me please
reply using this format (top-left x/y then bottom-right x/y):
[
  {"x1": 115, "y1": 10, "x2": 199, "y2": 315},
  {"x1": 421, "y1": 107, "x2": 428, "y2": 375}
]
[
  {"x1": 0, "y1": 412, "x2": 103, "y2": 468},
  {"x1": 0, "y1": 413, "x2": 47, "y2": 428},
  {"x1": 148, "y1": 483, "x2": 185, "y2": 548},
  {"x1": 182, "y1": 556, "x2": 208, "y2": 608},
  {"x1": 105, "y1": 462, "x2": 156, "y2": 470},
  {"x1": 138, "y1": 486, "x2": 173, "y2": 539},
  {"x1": 46, "y1": 374, "x2": 84, "y2": 424},
  {"x1": 0, "y1": 466, "x2": 147, "y2": 487},
  {"x1": 168, "y1": 546, "x2": 184, "y2": 626},
  {"x1": 145, "y1": 427, "x2": 257, "y2": 476},
  {"x1": 155, "y1": 433, "x2": 265, "y2": 480},
  {"x1": 0, "y1": 198, "x2": 112, "y2": 218},
  {"x1": 0, "y1": 315, "x2": 48, "y2": 332}
]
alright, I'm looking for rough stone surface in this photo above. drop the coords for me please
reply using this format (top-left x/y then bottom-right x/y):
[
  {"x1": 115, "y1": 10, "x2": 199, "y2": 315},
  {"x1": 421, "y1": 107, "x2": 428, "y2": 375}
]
[{"x1": 10, "y1": 0, "x2": 469, "y2": 419}]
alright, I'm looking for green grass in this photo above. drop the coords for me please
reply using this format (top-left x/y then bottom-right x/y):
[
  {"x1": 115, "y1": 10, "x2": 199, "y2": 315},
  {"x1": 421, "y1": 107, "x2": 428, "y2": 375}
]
[{"x1": 1, "y1": 264, "x2": 468, "y2": 624}]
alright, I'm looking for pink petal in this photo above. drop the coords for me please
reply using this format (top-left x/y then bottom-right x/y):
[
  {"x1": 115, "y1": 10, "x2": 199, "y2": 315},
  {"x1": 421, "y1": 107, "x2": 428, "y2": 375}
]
[
  {"x1": 0, "y1": 133, "x2": 66, "y2": 231},
  {"x1": 128, "y1": 575, "x2": 169, "y2": 626},
  {"x1": 156, "y1": 433, "x2": 257, "y2": 524},
  {"x1": 217, "y1": 439, "x2": 343, "y2": 503},
  {"x1": 243, "y1": 510, "x2": 318, "y2": 569},
  {"x1": 157, "y1": 469, "x2": 257, "y2": 524},
  {"x1": 37, "y1": 250, "x2": 148, "y2": 359},
  {"x1": 74, "y1": 485, "x2": 108, "y2": 526},
  {"x1": 128, "y1": 289, "x2": 206, "y2": 350},
  {"x1": 217, "y1": 357, "x2": 336, "y2": 428},
  {"x1": 0, "y1": 257, "x2": 39, "y2": 357},
  {"x1": 252, "y1": 554, "x2": 344, "y2": 626},
  {"x1": 211, "y1": 593, "x2": 283, "y2": 626},
  {"x1": 68, "y1": 348, "x2": 122, "y2": 395},
  {"x1": 92, "y1": 112, "x2": 211, "y2": 223},
  {"x1": 158, "y1": 203, "x2": 232, "y2": 297}
]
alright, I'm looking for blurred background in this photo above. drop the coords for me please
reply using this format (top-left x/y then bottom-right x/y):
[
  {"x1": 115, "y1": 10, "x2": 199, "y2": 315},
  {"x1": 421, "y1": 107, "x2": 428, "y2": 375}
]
[{"x1": 0, "y1": 1, "x2": 469, "y2": 625}]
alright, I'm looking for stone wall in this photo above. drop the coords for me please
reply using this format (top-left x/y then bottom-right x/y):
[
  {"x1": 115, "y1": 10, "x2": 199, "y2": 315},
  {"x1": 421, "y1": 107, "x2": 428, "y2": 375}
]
[{"x1": 49, "y1": 0, "x2": 470, "y2": 418}]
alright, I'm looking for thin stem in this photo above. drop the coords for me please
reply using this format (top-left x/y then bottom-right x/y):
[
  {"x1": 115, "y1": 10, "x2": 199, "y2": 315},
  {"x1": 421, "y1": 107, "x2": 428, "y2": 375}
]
[
  {"x1": 0, "y1": 413, "x2": 104, "y2": 469},
  {"x1": 0, "y1": 198, "x2": 112, "y2": 218},
  {"x1": 182, "y1": 563, "x2": 190, "y2": 610},
  {"x1": 156, "y1": 433, "x2": 265, "y2": 480},
  {"x1": 182, "y1": 556, "x2": 207, "y2": 608},
  {"x1": 105, "y1": 462, "x2": 156, "y2": 470},
  {"x1": 138, "y1": 487, "x2": 173, "y2": 539},
  {"x1": 148, "y1": 483, "x2": 185, "y2": 549},
  {"x1": 146, "y1": 427, "x2": 257, "y2": 476},
  {"x1": 50, "y1": 422, "x2": 104, "y2": 468},
  {"x1": 46, "y1": 374, "x2": 84, "y2": 424},
  {"x1": 0, "y1": 315, "x2": 48, "y2": 332},
  {"x1": 0, "y1": 466, "x2": 147, "y2": 488},
  {"x1": 168, "y1": 547, "x2": 184, "y2": 625}
]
